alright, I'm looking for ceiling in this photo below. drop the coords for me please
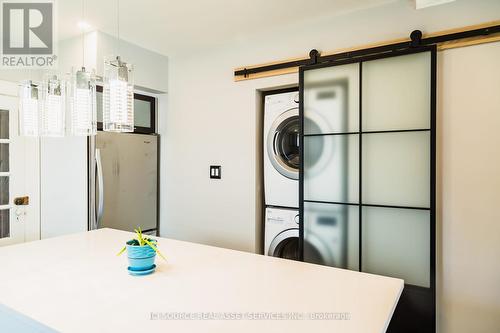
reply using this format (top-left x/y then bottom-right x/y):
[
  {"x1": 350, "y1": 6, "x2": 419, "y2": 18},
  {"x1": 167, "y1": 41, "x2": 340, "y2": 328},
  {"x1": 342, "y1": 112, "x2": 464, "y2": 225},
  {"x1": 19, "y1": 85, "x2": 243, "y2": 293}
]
[{"x1": 58, "y1": 0, "x2": 399, "y2": 55}]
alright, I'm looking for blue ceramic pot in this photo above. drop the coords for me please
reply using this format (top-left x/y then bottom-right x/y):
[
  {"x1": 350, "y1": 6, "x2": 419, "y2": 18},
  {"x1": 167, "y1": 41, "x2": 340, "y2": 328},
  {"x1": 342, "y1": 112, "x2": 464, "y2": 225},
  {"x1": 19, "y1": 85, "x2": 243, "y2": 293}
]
[{"x1": 126, "y1": 243, "x2": 156, "y2": 271}]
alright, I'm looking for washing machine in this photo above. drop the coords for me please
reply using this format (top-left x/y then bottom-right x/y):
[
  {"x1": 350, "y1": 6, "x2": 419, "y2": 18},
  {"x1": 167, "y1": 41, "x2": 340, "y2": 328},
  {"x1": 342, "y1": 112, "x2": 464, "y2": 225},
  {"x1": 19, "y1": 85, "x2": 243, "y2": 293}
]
[
  {"x1": 263, "y1": 90, "x2": 299, "y2": 208},
  {"x1": 263, "y1": 83, "x2": 349, "y2": 208},
  {"x1": 265, "y1": 207, "x2": 337, "y2": 265},
  {"x1": 265, "y1": 207, "x2": 300, "y2": 260},
  {"x1": 264, "y1": 73, "x2": 357, "y2": 266}
]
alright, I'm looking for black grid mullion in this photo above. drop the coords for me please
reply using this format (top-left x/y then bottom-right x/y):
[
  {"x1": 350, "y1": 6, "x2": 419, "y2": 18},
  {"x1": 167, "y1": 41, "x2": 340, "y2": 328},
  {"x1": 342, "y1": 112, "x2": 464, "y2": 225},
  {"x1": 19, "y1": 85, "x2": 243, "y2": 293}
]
[
  {"x1": 303, "y1": 200, "x2": 430, "y2": 211},
  {"x1": 358, "y1": 62, "x2": 363, "y2": 272},
  {"x1": 304, "y1": 128, "x2": 431, "y2": 137}
]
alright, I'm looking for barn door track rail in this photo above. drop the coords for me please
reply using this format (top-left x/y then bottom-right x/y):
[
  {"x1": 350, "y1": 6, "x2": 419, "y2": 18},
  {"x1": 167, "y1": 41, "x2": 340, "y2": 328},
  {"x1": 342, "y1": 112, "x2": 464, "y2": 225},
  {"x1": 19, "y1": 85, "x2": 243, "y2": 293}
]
[{"x1": 234, "y1": 22, "x2": 500, "y2": 80}]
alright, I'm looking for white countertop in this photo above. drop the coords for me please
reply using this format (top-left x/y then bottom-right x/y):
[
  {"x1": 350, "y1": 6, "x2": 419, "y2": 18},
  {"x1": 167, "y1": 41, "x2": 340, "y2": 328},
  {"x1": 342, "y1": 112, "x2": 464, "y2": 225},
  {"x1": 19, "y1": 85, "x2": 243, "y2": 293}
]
[{"x1": 0, "y1": 228, "x2": 403, "y2": 333}]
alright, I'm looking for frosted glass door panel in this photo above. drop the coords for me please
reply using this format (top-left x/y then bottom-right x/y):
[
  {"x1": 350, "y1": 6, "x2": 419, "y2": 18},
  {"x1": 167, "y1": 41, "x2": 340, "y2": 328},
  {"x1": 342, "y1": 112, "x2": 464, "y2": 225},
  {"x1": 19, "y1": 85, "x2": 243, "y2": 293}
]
[
  {"x1": 362, "y1": 131, "x2": 430, "y2": 208},
  {"x1": 304, "y1": 202, "x2": 359, "y2": 271},
  {"x1": 304, "y1": 134, "x2": 359, "y2": 204},
  {"x1": 362, "y1": 52, "x2": 431, "y2": 131},
  {"x1": 362, "y1": 207, "x2": 430, "y2": 287},
  {"x1": 303, "y1": 63, "x2": 359, "y2": 134}
]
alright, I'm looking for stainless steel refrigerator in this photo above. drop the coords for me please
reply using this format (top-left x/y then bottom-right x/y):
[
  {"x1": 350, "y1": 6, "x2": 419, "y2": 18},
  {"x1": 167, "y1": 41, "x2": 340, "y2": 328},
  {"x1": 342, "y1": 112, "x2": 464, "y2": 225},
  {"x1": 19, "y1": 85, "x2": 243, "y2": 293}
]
[{"x1": 88, "y1": 132, "x2": 158, "y2": 234}]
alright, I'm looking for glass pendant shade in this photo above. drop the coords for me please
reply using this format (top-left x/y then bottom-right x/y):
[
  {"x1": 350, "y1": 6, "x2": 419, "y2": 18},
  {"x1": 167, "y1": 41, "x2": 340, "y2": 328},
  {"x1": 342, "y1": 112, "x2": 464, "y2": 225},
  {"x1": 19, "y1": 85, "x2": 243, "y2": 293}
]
[
  {"x1": 70, "y1": 67, "x2": 97, "y2": 136},
  {"x1": 103, "y1": 56, "x2": 134, "y2": 132},
  {"x1": 41, "y1": 75, "x2": 66, "y2": 137},
  {"x1": 19, "y1": 80, "x2": 40, "y2": 136}
]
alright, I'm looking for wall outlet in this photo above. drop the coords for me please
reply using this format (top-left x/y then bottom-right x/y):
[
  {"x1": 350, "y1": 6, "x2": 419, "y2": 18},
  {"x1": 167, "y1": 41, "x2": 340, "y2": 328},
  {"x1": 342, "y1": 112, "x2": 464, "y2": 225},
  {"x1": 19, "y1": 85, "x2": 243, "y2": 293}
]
[{"x1": 210, "y1": 165, "x2": 221, "y2": 179}]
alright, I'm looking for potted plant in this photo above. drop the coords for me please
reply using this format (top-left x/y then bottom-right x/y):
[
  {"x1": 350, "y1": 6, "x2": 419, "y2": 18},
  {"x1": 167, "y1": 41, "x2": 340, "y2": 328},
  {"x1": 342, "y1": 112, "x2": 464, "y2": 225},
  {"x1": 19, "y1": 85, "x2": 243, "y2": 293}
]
[{"x1": 117, "y1": 227, "x2": 166, "y2": 275}]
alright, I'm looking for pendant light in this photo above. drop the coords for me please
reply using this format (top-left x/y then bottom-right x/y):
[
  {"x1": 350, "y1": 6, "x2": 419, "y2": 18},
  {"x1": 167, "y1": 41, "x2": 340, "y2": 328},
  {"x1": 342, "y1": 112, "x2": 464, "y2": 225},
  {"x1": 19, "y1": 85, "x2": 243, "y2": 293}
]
[
  {"x1": 69, "y1": 0, "x2": 97, "y2": 136},
  {"x1": 40, "y1": 74, "x2": 66, "y2": 137},
  {"x1": 103, "y1": 56, "x2": 134, "y2": 132},
  {"x1": 103, "y1": 0, "x2": 134, "y2": 132},
  {"x1": 69, "y1": 67, "x2": 97, "y2": 135},
  {"x1": 19, "y1": 80, "x2": 40, "y2": 136},
  {"x1": 19, "y1": 42, "x2": 40, "y2": 136}
]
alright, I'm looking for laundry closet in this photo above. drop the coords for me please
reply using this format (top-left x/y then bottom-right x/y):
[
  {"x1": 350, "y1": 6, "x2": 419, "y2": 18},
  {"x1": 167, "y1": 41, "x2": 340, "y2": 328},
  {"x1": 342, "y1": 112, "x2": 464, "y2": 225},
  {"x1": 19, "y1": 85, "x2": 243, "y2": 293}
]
[{"x1": 254, "y1": 22, "x2": 500, "y2": 333}]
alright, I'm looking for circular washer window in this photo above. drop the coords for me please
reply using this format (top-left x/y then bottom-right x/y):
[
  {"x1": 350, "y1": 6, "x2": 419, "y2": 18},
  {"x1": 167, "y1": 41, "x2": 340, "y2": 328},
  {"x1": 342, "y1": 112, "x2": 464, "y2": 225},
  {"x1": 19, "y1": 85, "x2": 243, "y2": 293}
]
[
  {"x1": 268, "y1": 108, "x2": 299, "y2": 180},
  {"x1": 267, "y1": 108, "x2": 328, "y2": 180},
  {"x1": 268, "y1": 228, "x2": 325, "y2": 264}
]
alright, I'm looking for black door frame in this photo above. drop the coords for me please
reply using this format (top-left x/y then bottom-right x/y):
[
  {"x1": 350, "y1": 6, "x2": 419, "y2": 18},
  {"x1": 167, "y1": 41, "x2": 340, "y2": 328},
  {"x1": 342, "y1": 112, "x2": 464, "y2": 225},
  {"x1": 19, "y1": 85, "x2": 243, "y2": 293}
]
[{"x1": 298, "y1": 45, "x2": 437, "y2": 332}]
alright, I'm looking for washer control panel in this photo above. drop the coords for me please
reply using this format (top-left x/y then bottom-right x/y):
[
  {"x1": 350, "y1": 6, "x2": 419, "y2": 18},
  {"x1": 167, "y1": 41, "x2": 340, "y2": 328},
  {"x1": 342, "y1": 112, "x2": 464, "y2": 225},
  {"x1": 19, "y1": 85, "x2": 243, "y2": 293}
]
[{"x1": 266, "y1": 207, "x2": 299, "y2": 228}]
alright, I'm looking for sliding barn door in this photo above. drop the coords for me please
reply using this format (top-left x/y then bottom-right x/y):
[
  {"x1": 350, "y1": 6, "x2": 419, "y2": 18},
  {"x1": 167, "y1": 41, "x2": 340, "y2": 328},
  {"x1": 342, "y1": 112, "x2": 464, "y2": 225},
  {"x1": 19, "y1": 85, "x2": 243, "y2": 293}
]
[{"x1": 299, "y1": 46, "x2": 436, "y2": 332}]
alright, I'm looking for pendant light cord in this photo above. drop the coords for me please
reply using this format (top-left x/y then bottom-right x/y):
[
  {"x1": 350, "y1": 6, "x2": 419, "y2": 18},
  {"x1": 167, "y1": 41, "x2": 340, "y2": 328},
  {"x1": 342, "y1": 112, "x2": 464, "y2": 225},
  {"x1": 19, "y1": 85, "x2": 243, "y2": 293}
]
[
  {"x1": 117, "y1": 0, "x2": 120, "y2": 56},
  {"x1": 82, "y1": 0, "x2": 85, "y2": 67}
]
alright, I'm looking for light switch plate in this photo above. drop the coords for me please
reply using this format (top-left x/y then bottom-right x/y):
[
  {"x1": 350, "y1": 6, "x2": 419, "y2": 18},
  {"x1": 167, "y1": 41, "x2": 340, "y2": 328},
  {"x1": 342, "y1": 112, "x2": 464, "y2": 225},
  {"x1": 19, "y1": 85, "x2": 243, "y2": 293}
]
[{"x1": 210, "y1": 165, "x2": 221, "y2": 179}]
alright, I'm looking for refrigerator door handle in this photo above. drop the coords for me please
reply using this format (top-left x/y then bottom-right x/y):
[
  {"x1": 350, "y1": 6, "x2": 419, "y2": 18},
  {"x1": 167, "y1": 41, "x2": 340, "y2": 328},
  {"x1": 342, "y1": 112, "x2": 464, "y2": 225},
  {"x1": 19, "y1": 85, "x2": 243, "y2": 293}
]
[{"x1": 95, "y1": 148, "x2": 104, "y2": 229}]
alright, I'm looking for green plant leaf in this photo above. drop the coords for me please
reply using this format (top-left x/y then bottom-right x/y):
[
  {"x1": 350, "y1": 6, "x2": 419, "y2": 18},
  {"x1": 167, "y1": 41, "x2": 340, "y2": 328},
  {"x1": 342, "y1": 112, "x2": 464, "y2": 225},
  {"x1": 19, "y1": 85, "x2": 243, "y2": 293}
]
[
  {"x1": 144, "y1": 238, "x2": 167, "y2": 261},
  {"x1": 139, "y1": 227, "x2": 146, "y2": 246},
  {"x1": 117, "y1": 246, "x2": 126, "y2": 256},
  {"x1": 119, "y1": 228, "x2": 160, "y2": 256},
  {"x1": 134, "y1": 228, "x2": 145, "y2": 246}
]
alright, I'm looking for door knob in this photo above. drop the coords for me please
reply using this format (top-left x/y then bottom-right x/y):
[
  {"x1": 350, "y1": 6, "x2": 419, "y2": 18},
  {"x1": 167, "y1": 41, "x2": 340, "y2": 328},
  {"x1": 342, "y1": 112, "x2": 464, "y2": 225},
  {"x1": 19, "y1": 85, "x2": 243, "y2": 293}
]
[{"x1": 14, "y1": 196, "x2": 29, "y2": 205}]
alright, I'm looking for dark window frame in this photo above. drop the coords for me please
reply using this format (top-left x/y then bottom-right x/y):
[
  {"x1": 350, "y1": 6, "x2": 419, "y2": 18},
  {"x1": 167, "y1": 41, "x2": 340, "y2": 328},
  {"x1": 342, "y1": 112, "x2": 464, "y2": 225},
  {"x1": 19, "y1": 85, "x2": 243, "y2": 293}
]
[{"x1": 96, "y1": 85, "x2": 156, "y2": 134}]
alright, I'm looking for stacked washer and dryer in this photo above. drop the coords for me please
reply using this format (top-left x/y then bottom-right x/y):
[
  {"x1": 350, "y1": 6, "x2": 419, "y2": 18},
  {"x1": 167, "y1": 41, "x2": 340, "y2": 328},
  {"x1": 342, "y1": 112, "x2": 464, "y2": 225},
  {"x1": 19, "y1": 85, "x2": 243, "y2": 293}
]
[
  {"x1": 263, "y1": 90, "x2": 300, "y2": 260},
  {"x1": 263, "y1": 85, "x2": 352, "y2": 268}
]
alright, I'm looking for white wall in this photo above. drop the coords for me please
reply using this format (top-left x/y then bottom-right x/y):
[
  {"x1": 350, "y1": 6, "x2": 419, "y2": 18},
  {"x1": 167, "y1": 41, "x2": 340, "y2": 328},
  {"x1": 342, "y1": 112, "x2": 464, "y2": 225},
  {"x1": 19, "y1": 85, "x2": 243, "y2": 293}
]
[
  {"x1": 438, "y1": 41, "x2": 500, "y2": 333},
  {"x1": 59, "y1": 31, "x2": 169, "y2": 93},
  {"x1": 58, "y1": 31, "x2": 99, "y2": 76},
  {"x1": 164, "y1": 0, "x2": 500, "y2": 251},
  {"x1": 95, "y1": 32, "x2": 169, "y2": 93}
]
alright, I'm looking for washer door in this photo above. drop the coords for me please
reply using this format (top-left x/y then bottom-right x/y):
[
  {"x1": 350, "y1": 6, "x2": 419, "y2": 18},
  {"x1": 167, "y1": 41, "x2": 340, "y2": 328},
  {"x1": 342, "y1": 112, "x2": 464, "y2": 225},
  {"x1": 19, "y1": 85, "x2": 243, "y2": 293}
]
[
  {"x1": 268, "y1": 228, "x2": 327, "y2": 264},
  {"x1": 267, "y1": 108, "x2": 299, "y2": 180},
  {"x1": 268, "y1": 229, "x2": 299, "y2": 260}
]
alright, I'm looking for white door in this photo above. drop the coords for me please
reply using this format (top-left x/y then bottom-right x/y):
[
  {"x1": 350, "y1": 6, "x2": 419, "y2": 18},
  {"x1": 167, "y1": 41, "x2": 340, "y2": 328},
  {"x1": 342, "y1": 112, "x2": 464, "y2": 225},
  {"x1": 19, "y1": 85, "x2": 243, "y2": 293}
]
[{"x1": 0, "y1": 95, "x2": 29, "y2": 246}]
